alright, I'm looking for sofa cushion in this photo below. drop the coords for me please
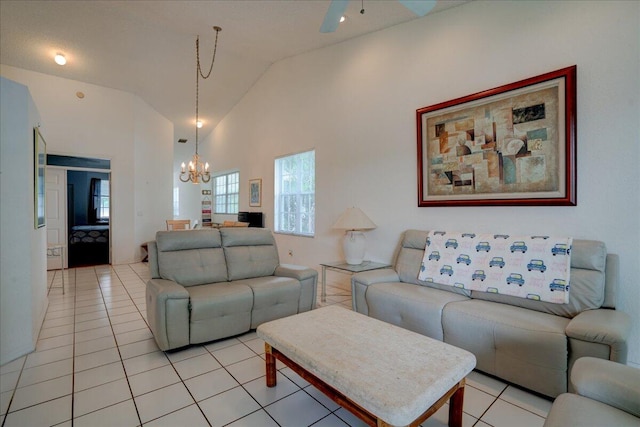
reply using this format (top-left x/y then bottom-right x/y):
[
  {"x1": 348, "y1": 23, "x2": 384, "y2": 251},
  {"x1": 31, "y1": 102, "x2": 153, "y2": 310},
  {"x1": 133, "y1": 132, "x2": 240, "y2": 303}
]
[
  {"x1": 544, "y1": 393, "x2": 640, "y2": 427},
  {"x1": 235, "y1": 276, "x2": 301, "y2": 328},
  {"x1": 471, "y1": 239, "x2": 607, "y2": 318},
  {"x1": 156, "y1": 230, "x2": 228, "y2": 286},
  {"x1": 443, "y1": 299, "x2": 570, "y2": 397},
  {"x1": 157, "y1": 229, "x2": 221, "y2": 251},
  {"x1": 220, "y1": 227, "x2": 276, "y2": 246},
  {"x1": 366, "y1": 282, "x2": 469, "y2": 341},
  {"x1": 396, "y1": 230, "x2": 470, "y2": 297},
  {"x1": 187, "y1": 283, "x2": 253, "y2": 344},
  {"x1": 221, "y1": 228, "x2": 279, "y2": 280}
]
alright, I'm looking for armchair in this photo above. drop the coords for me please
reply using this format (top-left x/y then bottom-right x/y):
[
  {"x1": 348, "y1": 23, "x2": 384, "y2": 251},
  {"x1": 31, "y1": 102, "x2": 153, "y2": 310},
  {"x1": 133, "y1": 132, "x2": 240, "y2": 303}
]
[{"x1": 544, "y1": 357, "x2": 640, "y2": 427}]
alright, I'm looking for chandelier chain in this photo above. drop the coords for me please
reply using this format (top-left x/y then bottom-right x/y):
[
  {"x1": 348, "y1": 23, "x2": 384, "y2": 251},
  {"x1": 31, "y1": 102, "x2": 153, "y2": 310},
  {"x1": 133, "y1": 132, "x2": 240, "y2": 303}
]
[
  {"x1": 195, "y1": 49, "x2": 200, "y2": 153},
  {"x1": 194, "y1": 26, "x2": 221, "y2": 153},
  {"x1": 197, "y1": 26, "x2": 221, "y2": 80}
]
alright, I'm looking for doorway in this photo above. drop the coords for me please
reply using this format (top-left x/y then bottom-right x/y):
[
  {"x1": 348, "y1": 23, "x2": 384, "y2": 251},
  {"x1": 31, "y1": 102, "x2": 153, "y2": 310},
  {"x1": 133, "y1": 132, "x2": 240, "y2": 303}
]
[
  {"x1": 46, "y1": 155, "x2": 111, "y2": 269},
  {"x1": 67, "y1": 170, "x2": 110, "y2": 267}
]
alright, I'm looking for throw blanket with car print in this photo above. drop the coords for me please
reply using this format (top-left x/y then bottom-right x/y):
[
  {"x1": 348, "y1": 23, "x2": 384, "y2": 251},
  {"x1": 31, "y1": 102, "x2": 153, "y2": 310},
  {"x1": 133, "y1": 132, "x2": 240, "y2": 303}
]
[{"x1": 418, "y1": 231, "x2": 572, "y2": 304}]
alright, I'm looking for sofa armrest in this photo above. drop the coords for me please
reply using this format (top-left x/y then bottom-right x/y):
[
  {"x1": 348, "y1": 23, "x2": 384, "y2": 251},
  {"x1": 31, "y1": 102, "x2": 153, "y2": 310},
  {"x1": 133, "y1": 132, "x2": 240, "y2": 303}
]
[
  {"x1": 148, "y1": 241, "x2": 160, "y2": 278},
  {"x1": 566, "y1": 309, "x2": 632, "y2": 363},
  {"x1": 352, "y1": 268, "x2": 400, "y2": 286},
  {"x1": 146, "y1": 279, "x2": 190, "y2": 351},
  {"x1": 351, "y1": 268, "x2": 400, "y2": 315},
  {"x1": 571, "y1": 357, "x2": 640, "y2": 418},
  {"x1": 275, "y1": 264, "x2": 318, "y2": 312},
  {"x1": 275, "y1": 264, "x2": 318, "y2": 282}
]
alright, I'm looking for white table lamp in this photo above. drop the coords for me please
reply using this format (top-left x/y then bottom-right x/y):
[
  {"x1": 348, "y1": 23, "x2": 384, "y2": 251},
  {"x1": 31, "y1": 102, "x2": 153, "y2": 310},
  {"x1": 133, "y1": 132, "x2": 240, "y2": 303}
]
[{"x1": 332, "y1": 207, "x2": 377, "y2": 265}]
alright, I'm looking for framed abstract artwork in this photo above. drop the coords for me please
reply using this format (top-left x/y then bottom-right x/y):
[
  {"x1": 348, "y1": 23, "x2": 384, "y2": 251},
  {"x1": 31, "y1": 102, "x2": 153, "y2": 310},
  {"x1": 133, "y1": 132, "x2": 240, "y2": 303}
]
[
  {"x1": 34, "y1": 127, "x2": 46, "y2": 228},
  {"x1": 417, "y1": 66, "x2": 576, "y2": 207},
  {"x1": 249, "y1": 178, "x2": 262, "y2": 207}
]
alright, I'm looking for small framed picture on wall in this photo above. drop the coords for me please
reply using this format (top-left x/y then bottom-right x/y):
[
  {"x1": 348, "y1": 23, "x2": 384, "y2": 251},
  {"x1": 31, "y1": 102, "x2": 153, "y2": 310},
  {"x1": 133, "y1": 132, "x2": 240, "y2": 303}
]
[
  {"x1": 34, "y1": 127, "x2": 46, "y2": 228},
  {"x1": 249, "y1": 178, "x2": 262, "y2": 207}
]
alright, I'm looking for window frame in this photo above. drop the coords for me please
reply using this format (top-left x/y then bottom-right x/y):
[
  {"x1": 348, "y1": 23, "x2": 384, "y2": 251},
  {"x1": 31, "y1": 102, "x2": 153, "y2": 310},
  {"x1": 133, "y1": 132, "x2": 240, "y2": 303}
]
[
  {"x1": 97, "y1": 179, "x2": 110, "y2": 220},
  {"x1": 213, "y1": 171, "x2": 240, "y2": 215},
  {"x1": 274, "y1": 149, "x2": 315, "y2": 237}
]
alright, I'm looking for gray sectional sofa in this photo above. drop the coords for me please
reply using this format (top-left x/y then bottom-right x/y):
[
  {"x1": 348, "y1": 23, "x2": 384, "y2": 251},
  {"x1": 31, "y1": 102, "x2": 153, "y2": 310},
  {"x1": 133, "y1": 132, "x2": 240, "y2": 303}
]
[
  {"x1": 351, "y1": 229, "x2": 632, "y2": 398},
  {"x1": 146, "y1": 228, "x2": 317, "y2": 351}
]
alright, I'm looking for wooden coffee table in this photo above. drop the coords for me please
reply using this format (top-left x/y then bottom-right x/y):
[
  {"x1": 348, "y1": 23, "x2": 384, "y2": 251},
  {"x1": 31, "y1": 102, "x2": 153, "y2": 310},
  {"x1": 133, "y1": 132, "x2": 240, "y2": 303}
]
[{"x1": 256, "y1": 306, "x2": 476, "y2": 427}]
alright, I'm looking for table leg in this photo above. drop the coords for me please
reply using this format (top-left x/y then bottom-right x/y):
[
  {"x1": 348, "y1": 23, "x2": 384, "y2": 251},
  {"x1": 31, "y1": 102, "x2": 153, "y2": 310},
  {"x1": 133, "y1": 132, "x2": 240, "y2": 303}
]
[
  {"x1": 448, "y1": 379, "x2": 465, "y2": 427},
  {"x1": 265, "y1": 343, "x2": 277, "y2": 387},
  {"x1": 321, "y1": 265, "x2": 327, "y2": 303}
]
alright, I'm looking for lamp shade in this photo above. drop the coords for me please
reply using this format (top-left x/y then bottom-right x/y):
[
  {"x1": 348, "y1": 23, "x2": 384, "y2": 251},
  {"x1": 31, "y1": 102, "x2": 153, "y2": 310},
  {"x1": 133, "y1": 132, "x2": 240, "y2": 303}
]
[
  {"x1": 332, "y1": 207, "x2": 376, "y2": 231},
  {"x1": 333, "y1": 207, "x2": 376, "y2": 265}
]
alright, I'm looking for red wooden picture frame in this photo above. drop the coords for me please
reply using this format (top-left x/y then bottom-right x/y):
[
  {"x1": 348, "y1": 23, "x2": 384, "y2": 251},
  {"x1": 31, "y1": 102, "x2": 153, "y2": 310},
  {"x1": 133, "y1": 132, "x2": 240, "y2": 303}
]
[{"x1": 417, "y1": 66, "x2": 576, "y2": 207}]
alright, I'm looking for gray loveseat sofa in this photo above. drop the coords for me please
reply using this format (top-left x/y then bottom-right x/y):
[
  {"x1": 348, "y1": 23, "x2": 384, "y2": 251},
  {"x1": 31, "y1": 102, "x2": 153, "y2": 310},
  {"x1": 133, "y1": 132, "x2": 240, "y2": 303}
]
[
  {"x1": 146, "y1": 228, "x2": 317, "y2": 351},
  {"x1": 352, "y1": 229, "x2": 632, "y2": 398}
]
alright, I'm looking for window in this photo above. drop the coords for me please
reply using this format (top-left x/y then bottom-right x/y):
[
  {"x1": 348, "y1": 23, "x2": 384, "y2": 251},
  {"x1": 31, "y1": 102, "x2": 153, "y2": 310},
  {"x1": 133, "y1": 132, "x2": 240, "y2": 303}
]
[
  {"x1": 89, "y1": 177, "x2": 109, "y2": 223},
  {"x1": 173, "y1": 187, "x2": 180, "y2": 217},
  {"x1": 214, "y1": 171, "x2": 239, "y2": 214},
  {"x1": 275, "y1": 150, "x2": 315, "y2": 236},
  {"x1": 98, "y1": 180, "x2": 110, "y2": 219}
]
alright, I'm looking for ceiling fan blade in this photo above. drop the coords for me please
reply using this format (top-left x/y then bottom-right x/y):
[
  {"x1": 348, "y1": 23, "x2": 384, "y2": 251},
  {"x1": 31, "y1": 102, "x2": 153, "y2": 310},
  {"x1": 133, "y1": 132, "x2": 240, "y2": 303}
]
[
  {"x1": 398, "y1": 0, "x2": 437, "y2": 17},
  {"x1": 320, "y1": 0, "x2": 350, "y2": 33}
]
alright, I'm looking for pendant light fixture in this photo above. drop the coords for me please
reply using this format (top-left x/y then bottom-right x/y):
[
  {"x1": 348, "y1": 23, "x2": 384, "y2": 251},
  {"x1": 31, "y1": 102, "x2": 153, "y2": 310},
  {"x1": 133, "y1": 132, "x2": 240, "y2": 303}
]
[{"x1": 180, "y1": 26, "x2": 222, "y2": 184}]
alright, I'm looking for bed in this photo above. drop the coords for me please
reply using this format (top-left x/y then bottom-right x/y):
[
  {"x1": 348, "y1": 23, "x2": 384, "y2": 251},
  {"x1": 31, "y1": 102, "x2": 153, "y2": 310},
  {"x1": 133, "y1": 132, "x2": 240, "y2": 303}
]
[{"x1": 69, "y1": 224, "x2": 109, "y2": 266}]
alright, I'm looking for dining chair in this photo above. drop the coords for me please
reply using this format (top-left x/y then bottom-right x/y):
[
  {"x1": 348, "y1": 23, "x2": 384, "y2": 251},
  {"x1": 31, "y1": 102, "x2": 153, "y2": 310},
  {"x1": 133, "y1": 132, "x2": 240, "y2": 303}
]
[{"x1": 166, "y1": 219, "x2": 191, "y2": 230}]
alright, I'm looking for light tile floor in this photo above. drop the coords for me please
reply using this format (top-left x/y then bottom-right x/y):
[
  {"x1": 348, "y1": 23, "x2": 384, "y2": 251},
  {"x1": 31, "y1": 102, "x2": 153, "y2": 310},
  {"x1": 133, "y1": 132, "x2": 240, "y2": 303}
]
[{"x1": 0, "y1": 263, "x2": 553, "y2": 427}]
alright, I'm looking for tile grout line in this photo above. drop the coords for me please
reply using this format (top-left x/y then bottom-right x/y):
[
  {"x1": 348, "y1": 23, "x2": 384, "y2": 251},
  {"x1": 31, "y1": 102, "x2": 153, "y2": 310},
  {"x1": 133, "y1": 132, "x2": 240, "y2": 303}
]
[
  {"x1": 61, "y1": 266, "x2": 137, "y2": 424},
  {"x1": 94, "y1": 265, "x2": 145, "y2": 426},
  {"x1": 50, "y1": 267, "x2": 77, "y2": 427},
  {"x1": 117, "y1": 263, "x2": 216, "y2": 426},
  {"x1": 473, "y1": 384, "x2": 508, "y2": 426},
  {"x1": 492, "y1": 388, "x2": 549, "y2": 421},
  {"x1": 230, "y1": 341, "x2": 286, "y2": 427},
  {"x1": 1, "y1": 268, "x2": 77, "y2": 425},
  {"x1": 198, "y1": 339, "x2": 264, "y2": 426},
  {"x1": 235, "y1": 338, "x2": 357, "y2": 427},
  {"x1": 70, "y1": 268, "x2": 77, "y2": 425},
  {"x1": 0, "y1": 352, "x2": 28, "y2": 427}
]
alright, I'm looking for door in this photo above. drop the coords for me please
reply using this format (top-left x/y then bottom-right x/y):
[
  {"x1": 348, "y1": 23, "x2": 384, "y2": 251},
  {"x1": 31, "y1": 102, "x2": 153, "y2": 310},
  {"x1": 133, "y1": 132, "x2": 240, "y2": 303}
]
[{"x1": 46, "y1": 167, "x2": 67, "y2": 269}]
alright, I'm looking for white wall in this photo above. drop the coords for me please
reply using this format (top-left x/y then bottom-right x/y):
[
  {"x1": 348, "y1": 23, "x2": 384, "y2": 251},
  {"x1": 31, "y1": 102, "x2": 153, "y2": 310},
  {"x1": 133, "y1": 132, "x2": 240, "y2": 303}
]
[
  {"x1": 134, "y1": 97, "x2": 174, "y2": 251},
  {"x1": 0, "y1": 77, "x2": 48, "y2": 365},
  {"x1": 206, "y1": 1, "x2": 640, "y2": 365},
  {"x1": 0, "y1": 66, "x2": 174, "y2": 263}
]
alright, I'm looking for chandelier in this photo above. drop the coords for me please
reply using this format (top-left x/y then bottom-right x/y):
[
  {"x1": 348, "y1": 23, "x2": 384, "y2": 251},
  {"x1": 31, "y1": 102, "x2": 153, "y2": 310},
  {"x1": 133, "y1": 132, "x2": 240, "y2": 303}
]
[{"x1": 180, "y1": 26, "x2": 222, "y2": 184}]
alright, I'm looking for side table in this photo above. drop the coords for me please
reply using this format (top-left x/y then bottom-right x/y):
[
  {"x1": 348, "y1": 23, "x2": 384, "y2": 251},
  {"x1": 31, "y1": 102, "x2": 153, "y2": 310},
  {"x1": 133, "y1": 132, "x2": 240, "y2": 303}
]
[
  {"x1": 141, "y1": 242, "x2": 149, "y2": 262},
  {"x1": 319, "y1": 261, "x2": 391, "y2": 304}
]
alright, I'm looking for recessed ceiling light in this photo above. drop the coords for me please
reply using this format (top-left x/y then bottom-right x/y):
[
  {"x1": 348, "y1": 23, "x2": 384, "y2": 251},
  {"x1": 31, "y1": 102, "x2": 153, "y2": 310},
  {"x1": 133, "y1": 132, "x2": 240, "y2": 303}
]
[
  {"x1": 196, "y1": 120, "x2": 203, "y2": 128},
  {"x1": 54, "y1": 53, "x2": 66, "y2": 66},
  {"x1": 340, "y1": 16, "x2": 346, "y2": 23}
]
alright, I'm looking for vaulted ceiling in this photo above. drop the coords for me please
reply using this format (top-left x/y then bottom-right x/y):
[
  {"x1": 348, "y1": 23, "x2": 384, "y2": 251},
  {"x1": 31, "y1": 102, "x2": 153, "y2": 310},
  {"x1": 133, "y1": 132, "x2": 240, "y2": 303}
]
[{"x1": 0, "y1": 0, "x2": 468, "y2": 145}]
